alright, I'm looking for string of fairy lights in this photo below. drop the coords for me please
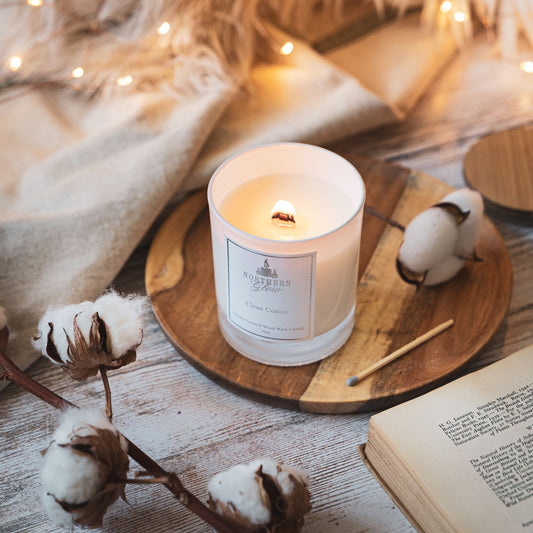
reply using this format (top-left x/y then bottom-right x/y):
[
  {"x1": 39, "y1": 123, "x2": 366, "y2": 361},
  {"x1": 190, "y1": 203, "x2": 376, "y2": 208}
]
[
  {"x1": 1, "y1": 0, "x2": 296, "y2": 96},
  {"x1": 2, "y1": 0, "x2": 532, "y2": 97}
]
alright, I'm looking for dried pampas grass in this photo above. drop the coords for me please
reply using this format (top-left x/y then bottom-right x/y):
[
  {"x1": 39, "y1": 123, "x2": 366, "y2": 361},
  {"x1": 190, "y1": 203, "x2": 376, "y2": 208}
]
[
  {"x1": 417, "y1": 0, "x2": 533, "y2": 55},
  {"x1": 0, "y1": 0, "x2": 531, "y2": 101},
  {"x1": 0, "y1": 0, "x2": 262, "y2": 97},
  {"x1": 0, "y1": 0, "x2": 355, "y2": 98}
]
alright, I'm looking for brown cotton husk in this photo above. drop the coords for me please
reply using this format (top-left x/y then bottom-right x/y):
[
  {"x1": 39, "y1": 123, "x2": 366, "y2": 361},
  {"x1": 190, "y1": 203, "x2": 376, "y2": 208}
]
[
  {"x1": 54, "y1": 426, "x2": 129, "y2": 527},
  {"x1": 261, "y1": 467, "x2": 310, "y2": 533},
  {"x1": 432, "y1": 201, "x2": 470, "y2": 225},
  {"x1": 47, "y1": 312, "x2": 137, "y2": 381},
  {"x1": 207, "y1": 499, "x2": 264, "y2": 533},
  {"x1": 281, "y1": 472, "x2": 311, "y2": 524},
  {"x1": 395, "y1": 258, "x2": 426, "y2": 290}
]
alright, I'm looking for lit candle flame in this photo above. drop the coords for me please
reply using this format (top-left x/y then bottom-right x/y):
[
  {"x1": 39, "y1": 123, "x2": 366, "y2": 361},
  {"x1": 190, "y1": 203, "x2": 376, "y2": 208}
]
[
  {"x1": 271, "y1": 200, "x2": 296, "y2": 227},
  {"x1": 440, "y1": 0, "x2": 452, "y2": 12},
  {"x1": 454, "y1": 11, "x2": 466, "y2": 21}
]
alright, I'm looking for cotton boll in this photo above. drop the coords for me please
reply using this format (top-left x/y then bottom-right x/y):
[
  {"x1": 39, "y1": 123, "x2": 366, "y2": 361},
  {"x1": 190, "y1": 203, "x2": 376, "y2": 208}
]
[
  {"x1": 40, "y1": 408, "x2": 129, "y2": 528},
  {"x1": 33, "y1": 293, "x2": 145, "y2": 380},
  {"x1": 397, "y1": 189, "x2": 485, "y2": 288},
  {"x1": 93, "y1": 292, "x2": 144, "y2": 358},
  {"x1": 208, "y1": 462, "x2": 272, "y2": 526},
  {"x1": 440, "y1": 188, "x2": 484, "y2": 257},
  {"x1": 208, "y1": 458, "x2": 311, "y2": 533},
  {"x1": 248, "y1": 457, "x2": 309, "y2": 496},
  {"x1": 249, "y1": 458, "x2": 311, "y2": 525},
  {"x1": 424, "y1": 255, "x2": 465, "y2": 286},
  {"x1": 33, "y1": 301, "x2": 93, "y2": 363},
  {"x1": 398, "y1": 207, "x2": 459, "y2": 273}
]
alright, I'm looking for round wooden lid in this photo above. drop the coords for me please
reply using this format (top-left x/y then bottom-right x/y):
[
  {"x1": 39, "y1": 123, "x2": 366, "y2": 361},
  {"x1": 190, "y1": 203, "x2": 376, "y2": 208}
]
[{"x1": 464, "y1": 127, "x2": 533, "y2": 217}]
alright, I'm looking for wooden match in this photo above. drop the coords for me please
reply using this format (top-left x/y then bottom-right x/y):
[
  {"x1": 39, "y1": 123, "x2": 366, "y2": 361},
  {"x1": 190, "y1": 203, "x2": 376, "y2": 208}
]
[{"x1": 346, "y1": 319, "x2": 455, "y2": 386}]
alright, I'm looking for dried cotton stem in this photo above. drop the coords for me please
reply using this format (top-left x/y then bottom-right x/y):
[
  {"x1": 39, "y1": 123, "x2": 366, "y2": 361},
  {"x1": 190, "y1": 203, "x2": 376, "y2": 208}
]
[
  {"x1": 364, "y1": 205, "x2": 405, "y2": 232},
  {"x1": 0, "y1": 327, "x2": 9, "y2": 353},
  {"x1": 0, "y1": 347, "x2": 234, "y2": 533},
  {"x1": 99, "y1": 365, "x2": 113, "y2": 419}
]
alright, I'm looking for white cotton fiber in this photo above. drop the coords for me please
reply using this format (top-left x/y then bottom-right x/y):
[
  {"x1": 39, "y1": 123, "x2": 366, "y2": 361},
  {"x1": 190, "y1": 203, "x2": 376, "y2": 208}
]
[
  {"x1": 93, "y1": 292, "x2": 145, "y2": 357},
  {"x1": 33, "y1": 292, "x2": 145, "y2": 363},
  {"x1": 40, "y1": 408, "x2": 125, "y2": 527},
  {"x1": 208, "y1": 462, "x2": 272, "y2": 525},
  {"x1": 33, "y1": 301, "x2": 94, "y2": 363},
  {"x1": 424, "y1": 255, "x2": 465, "y2": 286},
  {"x1": 440, "y1": 188, "x2": 484, "y2": 257},
  {"x1": 398, "y1": 207, "x2": 459, "y2": 273},
  {"x1": 41, "y1": 441, "x2": 102, "y2": 504},
  {"x1": 52, "y1": 407, "x2": 119, "y2": 444},
  {"x1": 41, "y1": 490, "x2": 79, "y2": 528}
]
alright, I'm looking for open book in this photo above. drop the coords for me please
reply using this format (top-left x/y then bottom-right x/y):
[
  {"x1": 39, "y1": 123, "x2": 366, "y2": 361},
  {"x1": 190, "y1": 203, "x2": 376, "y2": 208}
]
[{"x1": 361, "y1": 345, "x2": 533, "y2": 533}]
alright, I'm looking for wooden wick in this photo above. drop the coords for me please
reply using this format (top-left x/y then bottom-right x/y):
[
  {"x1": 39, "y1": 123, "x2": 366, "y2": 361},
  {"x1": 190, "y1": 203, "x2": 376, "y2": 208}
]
[{"x1": 346, "y1": 319, "x2": 454, "y2": 386}]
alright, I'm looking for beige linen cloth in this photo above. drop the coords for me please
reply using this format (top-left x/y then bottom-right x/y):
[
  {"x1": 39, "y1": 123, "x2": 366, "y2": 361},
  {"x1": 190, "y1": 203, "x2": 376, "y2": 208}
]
[{"x1": 0, "y1": 16, "x2": 455, "y2": 386}]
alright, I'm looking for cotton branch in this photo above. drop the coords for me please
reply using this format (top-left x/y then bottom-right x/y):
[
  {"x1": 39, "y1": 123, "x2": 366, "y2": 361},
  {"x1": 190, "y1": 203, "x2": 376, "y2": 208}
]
[
  {"x1": 0, "y1": 344, "x2": 234, "y2": 533},
  {"x1": 364, "y1": 205, "x2": 405, "y2": 231},
  {"x1": 99, "y1": 365, "x2": 113, "y2": 419}
]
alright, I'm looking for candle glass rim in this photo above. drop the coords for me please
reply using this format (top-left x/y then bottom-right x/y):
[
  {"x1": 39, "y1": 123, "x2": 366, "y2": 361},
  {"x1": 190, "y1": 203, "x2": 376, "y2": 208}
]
[{"x1": 207, "y1": 142, "x2": 366, "y2": 245}]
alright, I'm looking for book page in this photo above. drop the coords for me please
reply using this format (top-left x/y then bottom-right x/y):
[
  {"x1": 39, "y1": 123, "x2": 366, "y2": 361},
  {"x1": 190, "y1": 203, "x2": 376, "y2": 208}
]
[{"x1": 369, "y1": 346, "x2": 533, "y2": 533}]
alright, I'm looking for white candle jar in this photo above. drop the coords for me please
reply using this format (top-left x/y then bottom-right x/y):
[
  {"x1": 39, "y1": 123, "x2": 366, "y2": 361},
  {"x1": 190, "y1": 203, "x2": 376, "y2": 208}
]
[{"x1": 207, "y1": 143, "x2": 365, "y2": 366}]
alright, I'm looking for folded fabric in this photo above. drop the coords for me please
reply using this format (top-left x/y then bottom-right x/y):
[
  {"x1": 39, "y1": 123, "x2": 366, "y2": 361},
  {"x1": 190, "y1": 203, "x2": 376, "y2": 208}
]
[
  {"x1": 185, "y1": 18, "x2": 456, "y2": 190},
  {"x1": 0, "y1": 15, "x2": 456, "y2": 386}
]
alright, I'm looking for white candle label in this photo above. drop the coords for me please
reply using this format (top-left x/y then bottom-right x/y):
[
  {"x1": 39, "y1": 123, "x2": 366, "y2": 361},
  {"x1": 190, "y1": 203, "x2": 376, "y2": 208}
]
[{"x1": 226, "y1": 238, "x2": 316, "y2": 340}]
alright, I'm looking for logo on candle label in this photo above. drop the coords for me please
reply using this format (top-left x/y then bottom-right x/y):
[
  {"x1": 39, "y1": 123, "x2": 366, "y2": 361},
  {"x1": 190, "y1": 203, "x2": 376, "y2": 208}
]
[
  {"x1": 242, "y1": 260, "x2": 292, "y2": 293},
  {"x1": 226, "y1": 238, "x2": 315, "y2": 340},
  {"x1": 256, "y1": 259, "x2": 278, "y2": 278}
]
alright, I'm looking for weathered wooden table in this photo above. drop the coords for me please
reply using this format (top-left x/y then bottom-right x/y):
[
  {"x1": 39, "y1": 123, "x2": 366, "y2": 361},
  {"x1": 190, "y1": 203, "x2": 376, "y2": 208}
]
[{"x1": 1, "y1": 35, "x2": 532, "y2": 532}]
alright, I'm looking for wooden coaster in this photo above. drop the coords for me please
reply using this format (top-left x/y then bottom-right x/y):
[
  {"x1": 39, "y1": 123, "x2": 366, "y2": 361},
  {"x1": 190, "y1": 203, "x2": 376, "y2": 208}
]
[
  {"x1": 145, "y1": 155, "x2": 512, "y2": 413},
  {"x1": 464, "y1": 127, "x2": 533, "y2": 217}
]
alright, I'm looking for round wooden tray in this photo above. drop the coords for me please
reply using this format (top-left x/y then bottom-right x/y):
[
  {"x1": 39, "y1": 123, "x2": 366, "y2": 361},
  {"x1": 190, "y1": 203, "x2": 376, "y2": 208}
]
[{"x1": 145, "y1": 155, "x2": 512, "y2": 413}]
